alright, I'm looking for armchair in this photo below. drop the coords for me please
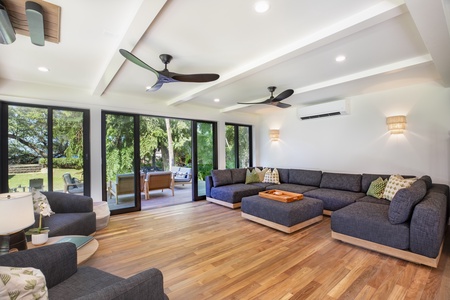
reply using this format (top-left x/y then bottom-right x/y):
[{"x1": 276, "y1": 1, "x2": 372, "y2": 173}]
[
  {"x1": 62, "y1": 173, "x2": 84, "y2": 194},
  {"x1": 0, "y1": 243, "x2": 168, "y2": 300},
  {"x1": 32, "y1": 192, "x2": 96, "y2": 237}
]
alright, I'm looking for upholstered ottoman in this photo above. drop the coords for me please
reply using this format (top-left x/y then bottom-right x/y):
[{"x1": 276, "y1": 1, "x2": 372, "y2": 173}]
[{"x1": 241, "y1": 195, "x2": 323, "y2": 233}]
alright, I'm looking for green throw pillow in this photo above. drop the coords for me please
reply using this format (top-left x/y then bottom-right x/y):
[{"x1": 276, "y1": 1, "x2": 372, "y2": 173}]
[
  {"x1": 245, "y1": 169, "x2": 260, "y2": 184},
  {"x1": 366, "y1": 177, "x2": 388, "y2": 199}
]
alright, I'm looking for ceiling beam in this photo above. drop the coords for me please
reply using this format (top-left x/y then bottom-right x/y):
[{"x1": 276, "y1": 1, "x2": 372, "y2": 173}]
[
  {"x1": 405, "y1": 0, "x2": 450, "y2": 87},
  {"x1": 221, "y1": 55, "x2": 432, "y2": 113},
  {"x1": 167, "y1": 0, "x2": 407, "y2": 107},
  {"x1": 91, "y1": 0, "x2": 168, "y2": 96}
]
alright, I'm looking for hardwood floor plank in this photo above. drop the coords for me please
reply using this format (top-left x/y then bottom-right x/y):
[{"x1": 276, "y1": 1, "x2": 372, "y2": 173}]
[{"x1": 84, "y1": 201, "x2": 450, "y2": 299}]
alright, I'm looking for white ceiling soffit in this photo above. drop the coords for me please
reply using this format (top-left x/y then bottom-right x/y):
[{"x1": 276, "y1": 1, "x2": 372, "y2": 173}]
[{"x1": 169, "y1": 0, "x2": 407, "y2": 108}]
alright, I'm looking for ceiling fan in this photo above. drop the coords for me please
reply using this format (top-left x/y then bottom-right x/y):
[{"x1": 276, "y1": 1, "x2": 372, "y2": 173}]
[
  {"x1": 119, "y1": 49, "x2": 220, "y2": 92},
  {"x1": 238, "y1": 86, "x2": 294, "y2": 108}
]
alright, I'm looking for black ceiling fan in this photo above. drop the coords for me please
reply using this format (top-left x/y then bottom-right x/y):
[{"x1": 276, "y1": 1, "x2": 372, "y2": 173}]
[
  {"x1": 119, "y1": 49, "x2": 220, "y2": 92},
  {"x1": 238, "y1": 86, "x2": 294, "y2": 108}
]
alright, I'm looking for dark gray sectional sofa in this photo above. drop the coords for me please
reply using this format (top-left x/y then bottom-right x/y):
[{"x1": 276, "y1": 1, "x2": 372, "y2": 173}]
[{"x1": 205, "y1": 168, "x2": 449, "y2": 267}]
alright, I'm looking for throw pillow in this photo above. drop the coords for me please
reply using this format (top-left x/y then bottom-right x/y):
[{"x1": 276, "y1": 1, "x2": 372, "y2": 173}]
[
  {"x1": 388, "y1": 179, "x2": 427, "y2": 224},
  {"x1": 31, "y1": 189, "x2": 54, "y2": 215},
  {"x1": 255, "y1": 167, "x2": 268, "y2": 182},
  {"x1": 245, "y1": 169, "x2": 260, "y2": 184},
  {"x1": 0, "y1": 266, "x2": 48, "y2": 300},
  {"x1": 382, "y1": 175, "x2": 417, "y2": 201},
  {"x1": 366, "y1": 177, "x2": 388, "y2": 199},
  {"x1": 263, "y1": 168, "x2": 280, "y2": 184}
]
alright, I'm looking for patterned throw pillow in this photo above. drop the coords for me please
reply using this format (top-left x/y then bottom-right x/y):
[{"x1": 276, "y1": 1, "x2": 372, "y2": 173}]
[
  {"x1": 263, "y1": 168, "x2": 280, "y2": 184},
  {"x1": 31, "y1": 189, "x2": 54, "y2": 215},
  {"x1": 245, "y1": 169, "x2": 260, "y2": 184},
  {"x1": 0, "y1": 266, "x2": 48, "y2": 300},
  {"x1": 366, "y1": 177, "x2": 388, "y2": 199},
  {"x1": 382, "y1": 174, "x2": 417, "y2": 201}
]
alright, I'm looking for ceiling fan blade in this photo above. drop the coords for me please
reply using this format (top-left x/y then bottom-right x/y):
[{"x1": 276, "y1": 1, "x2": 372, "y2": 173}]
[
  {"x1": 119, "y1": 49, "x2": 159, "y2": 77},
  {"x1": 146, "y1": 80, "x2": 164, "y2": 92},
  {"x1": 273, "y1": 89, "x2": 294, "y2": 102},
  {"x1": 276, "y1": 102, "x2": 291, "y2": 108},
  {"x1": 238, "y1": 98, "x2": 272, "y2": 105},
  {"x1": 172, "y1": 73, "x2": 220, "y2": 83}
]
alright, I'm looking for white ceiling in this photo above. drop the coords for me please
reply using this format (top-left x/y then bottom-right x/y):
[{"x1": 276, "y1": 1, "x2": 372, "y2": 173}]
[{"x1": 1, "y1": 0, "x2": 449, "y2": 114}]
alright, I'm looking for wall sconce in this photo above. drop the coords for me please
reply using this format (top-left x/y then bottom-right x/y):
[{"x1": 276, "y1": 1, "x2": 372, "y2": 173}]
[
  {"x1": 269, "y1": 129, "x2": 280, "y2": 141},
  {"x1": 386, "y1": 115, "x2": 407, "y2": 134}
]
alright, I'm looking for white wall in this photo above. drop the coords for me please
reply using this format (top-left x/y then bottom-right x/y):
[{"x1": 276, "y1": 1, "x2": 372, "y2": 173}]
[
  {"x1": 0, "y1": 80, "x2": 259, "y2": 201},
  {"x1": 258, "y1": 82, "x2": 450, "y2": 186}
]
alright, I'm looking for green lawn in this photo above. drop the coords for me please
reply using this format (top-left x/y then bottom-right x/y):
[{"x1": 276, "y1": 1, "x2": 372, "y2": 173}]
[{"x1": 8, "y1": 169, "x2": 83, "y2": 192}]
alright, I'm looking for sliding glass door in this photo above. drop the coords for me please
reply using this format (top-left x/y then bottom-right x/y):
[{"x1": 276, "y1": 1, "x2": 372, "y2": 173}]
[{"x1": 225, "y1": 123, "x2": 252, "y2": 168}]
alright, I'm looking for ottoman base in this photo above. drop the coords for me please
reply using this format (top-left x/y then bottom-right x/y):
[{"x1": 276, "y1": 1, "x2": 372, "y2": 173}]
[{"x1": 242, "y1": 212, "x2": 322, "y2": 233}]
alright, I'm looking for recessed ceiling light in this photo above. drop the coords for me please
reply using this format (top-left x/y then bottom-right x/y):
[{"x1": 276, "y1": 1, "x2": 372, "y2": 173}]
[
  {"x1": 254, "y1": 1, "x2": 270, "y2": 13},
  {"x1": 335, "y1": 55, "x2": 346, "y2": 62},
  {"x1": 214, "y1": 98, "x2": 220, "y2": 103},
  {"x1": 38, "y1": 66, "x2": 49, "y2": 72}
]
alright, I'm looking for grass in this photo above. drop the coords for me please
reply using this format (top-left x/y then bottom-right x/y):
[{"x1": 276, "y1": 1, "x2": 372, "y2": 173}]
[{"x1": 8, "y1": 168, "x2": 83, "y2": 192}]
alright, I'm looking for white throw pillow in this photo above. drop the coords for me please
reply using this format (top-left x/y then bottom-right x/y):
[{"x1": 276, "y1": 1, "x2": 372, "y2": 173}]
[
  {"x1": 31, "y1": 189, "x2": 54, "y2": 215},
  {"x1": 263, "y1": 168, "x2": 280, "y2": 184},
  {"x1": 382, "y1": 174, "x2": 417, "y2": 201},
  {"x1": 0, "y1": 266, "x2": 48, "y2": 300}
]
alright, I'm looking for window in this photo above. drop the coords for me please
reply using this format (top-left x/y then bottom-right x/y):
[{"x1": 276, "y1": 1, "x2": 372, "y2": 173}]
[
  {"x1": 225, "y1": 123, "x2": 252, "y2": 168},
  {"x1": 1, "y1": 103, "x2": 90, "y2": 195}
]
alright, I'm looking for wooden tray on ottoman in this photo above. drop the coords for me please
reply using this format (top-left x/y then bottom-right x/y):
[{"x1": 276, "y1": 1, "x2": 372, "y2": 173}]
[{"x1": 259, "y1": 190, "x2": 303, "y2": 202}]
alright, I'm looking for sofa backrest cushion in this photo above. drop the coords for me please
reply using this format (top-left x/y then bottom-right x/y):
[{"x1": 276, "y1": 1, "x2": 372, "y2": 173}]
[
  {"x1": 277, "y1": 168, "x2": 289, "y2": 183},
  {"x1": 320, "y1": 172, "x2": 362, "y2": 192},
  {"x1": 230, "y1": 168, "x2": 246, "y2": 184},
  {"x1": 361, "y1": 173, "x2": 390, "y2": 193},
  {"x1": 289, "y1": 169, "x2": 322, "y2": 187},
  {"x1": 388, "y1": 179, "x2": 427, "y2": 224},
  {"x1": 211, "y1": 169, "x2": 233, "y2": 187},
  {"x1": 420, "y1": 175, "x2": 432, "y2": 190}
]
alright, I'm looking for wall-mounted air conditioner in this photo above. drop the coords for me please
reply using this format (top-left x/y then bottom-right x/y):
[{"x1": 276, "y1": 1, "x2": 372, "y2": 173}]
[{"x1": 297, "y1": 99, "x2": 350, "y2": 120}]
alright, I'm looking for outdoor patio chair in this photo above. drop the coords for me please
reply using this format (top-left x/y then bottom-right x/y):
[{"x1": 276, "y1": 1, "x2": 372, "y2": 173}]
[
  {"x1": 28, "y1": 178, "x2": 44, "y2": 191},
  {"x1": 108, "y1": 173, "x2": 145, "y2": 204},
  {"x1": 144, "y1": 171, "x2": 174, "y2": 200},
  {"x1": 173, "y1": 167, "x2": 192, "y2": 186},
  {"x1": 62, "y1": 172, "x2": 84, "y2": 194}
]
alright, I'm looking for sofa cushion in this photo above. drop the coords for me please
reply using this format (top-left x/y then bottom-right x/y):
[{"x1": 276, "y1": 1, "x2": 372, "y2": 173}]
[
  {"x1": 420, "y1": 175, "x2": 432, "y2": 190},
  {"x1": 304, "y1": 188, "x2": 365, "y2": 211},
  {"x1": 383, "y1": 175, "x2": 417, "y2": 200},
  {"x1": 320, "y1": 172, "x2": 362, "y2": 192},
  {"x1": 277, "y1": 168, "x2": 289, "y2": 184},
  {"x1": 288, "y1": 169, "x2": 322, "y2": 187},
  {"x1": 211, "y1": 184, "x2": 265, "y2": 204},
  {"x1": 263, "y1": 168, "x2": 280, "y2": 184},
  {"x1": 270, "y1": 183, "x2": 318, "y2": 194},
  {"x1": 44, "y1": 212, "x2": 97, "y2": 237},
  {"x1": 230, "y1": 168, "x2": 246, "y2": 184},
  {"x1": 366, "y1": 177, "x2": 388, "y2": 199},
  {"x1": 245, "y1": 169, "x2": 260, "y2": 184},
  {"x1": 0, "y1": 266, "x2": 48, "y2": 300},
  {"x1": 211, "y1": 169, "x2": 233, "y2": 187},
  {"x1": 388, "y1": 179, "x2": 427, "y2": 224},
  {"x1": 331, "y1": 202, "x2": 410, "y2": 250},
  {"x1": 356, "y1": 195, "x2": 390, "y2": 206}
]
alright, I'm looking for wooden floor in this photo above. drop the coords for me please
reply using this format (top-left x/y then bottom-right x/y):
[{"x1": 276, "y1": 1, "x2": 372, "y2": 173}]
[{"x1": 87, "y1": 201, "x2": 450, "y2": 300}]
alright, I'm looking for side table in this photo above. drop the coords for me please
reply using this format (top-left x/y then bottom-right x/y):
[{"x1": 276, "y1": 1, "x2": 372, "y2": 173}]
[{"x1": 27, "y1": 235, "x2": 99, "y2": 265}]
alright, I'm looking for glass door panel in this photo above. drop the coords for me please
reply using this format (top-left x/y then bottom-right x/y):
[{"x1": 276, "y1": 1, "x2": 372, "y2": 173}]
[
  {"x1": 7, "y1": 106, "x2": 48, "y2": 193},
  {"x1": 104, "y1": 113, "x2": 138, "y2": 212},
  {"x1": 52, "y1": 110, "x2": 84, "y2": 193},
  {"x1": 238, "y1": 126, "x2": 250, "y2": 168},
  {"x1": 194, "y1": 121, "x2": 216, "y2": 199}
]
